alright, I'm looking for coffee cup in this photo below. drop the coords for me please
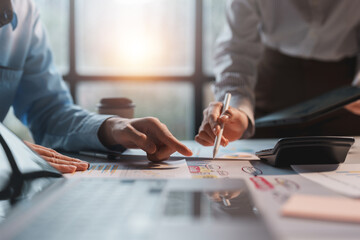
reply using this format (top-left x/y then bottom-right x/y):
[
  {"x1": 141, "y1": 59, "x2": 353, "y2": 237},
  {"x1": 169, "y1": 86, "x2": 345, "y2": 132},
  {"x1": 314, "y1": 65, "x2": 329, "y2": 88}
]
[{"x1": 97, "y1": 98, "x2": 135, "y2": 118}]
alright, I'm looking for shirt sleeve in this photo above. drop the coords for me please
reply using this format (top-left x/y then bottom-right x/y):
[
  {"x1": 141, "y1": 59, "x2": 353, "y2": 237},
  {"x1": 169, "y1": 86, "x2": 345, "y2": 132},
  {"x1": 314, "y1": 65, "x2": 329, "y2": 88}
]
[
  {"x1": 213, "y1": 0, "x2": 262, "y2": 138},
  {"x1": 12, "y1": 4, "x2": 111, "y2": 152}
]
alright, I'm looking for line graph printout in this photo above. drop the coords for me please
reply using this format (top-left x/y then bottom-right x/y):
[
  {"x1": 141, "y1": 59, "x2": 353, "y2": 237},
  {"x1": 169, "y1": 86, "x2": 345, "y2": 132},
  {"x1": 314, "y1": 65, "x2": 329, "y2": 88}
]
[
  {"x1": 65, "y1": 159, "x2": 191, "y2": 179},
  {"x1": 292, "y1": 164, "x2": 360, "y2": 198}
]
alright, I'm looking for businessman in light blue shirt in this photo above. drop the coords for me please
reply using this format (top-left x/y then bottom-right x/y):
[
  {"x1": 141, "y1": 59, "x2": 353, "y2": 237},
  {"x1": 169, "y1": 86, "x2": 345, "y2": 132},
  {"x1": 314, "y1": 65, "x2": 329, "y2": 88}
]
[{"x1": 0, "y1": 0, "x2": 192, "y2": 173}]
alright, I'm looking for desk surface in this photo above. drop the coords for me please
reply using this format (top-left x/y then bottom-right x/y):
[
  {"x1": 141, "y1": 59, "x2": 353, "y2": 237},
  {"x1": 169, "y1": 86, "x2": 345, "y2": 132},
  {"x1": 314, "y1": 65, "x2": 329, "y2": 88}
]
[{"x1": 71, "y1": 138, "x2": 360, "y2": 240}]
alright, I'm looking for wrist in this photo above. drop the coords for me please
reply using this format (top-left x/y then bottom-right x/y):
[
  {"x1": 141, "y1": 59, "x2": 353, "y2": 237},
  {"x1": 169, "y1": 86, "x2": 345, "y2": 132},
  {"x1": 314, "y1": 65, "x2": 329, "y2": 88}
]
[{"x1": 98, "y1": 117, "x2": 119, "y2": 148}]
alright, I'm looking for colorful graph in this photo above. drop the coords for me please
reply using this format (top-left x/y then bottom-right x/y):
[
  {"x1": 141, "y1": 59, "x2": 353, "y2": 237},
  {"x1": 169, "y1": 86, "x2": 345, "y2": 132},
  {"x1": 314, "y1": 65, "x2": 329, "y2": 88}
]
[
  {"x1": 187, "y1": 161, "x2": 231, "y2": 178},
  {"x1": 66, "y1": 160, "x2": 191, "y2": 179}
]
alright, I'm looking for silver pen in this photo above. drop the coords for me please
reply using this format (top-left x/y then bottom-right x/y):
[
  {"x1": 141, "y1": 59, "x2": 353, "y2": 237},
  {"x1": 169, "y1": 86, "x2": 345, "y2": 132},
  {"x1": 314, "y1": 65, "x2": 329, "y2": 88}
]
[{"x1": 213, "y1": 93, "x2": 232, "y2": 159}]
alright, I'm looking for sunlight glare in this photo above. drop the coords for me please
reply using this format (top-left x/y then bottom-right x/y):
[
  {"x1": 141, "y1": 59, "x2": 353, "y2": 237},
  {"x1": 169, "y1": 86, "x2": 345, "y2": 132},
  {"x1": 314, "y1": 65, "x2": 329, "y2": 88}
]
[{"x1": 120, "y1": 33, "x2": 159, "y2": 65}]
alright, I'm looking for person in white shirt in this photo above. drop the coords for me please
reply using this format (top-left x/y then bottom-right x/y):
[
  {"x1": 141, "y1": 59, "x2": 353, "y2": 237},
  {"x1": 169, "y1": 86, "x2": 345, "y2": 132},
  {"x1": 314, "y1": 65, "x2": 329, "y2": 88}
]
[{"x1": 196, "y1": 0, "x2": 360, "y2": 146}]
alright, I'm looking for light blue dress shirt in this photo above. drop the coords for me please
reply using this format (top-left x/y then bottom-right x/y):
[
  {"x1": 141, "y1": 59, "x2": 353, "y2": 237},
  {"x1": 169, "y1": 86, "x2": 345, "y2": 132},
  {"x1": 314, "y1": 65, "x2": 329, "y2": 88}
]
[{"x1": 0, "y1": 0, "x2": 110, "y2": 151}]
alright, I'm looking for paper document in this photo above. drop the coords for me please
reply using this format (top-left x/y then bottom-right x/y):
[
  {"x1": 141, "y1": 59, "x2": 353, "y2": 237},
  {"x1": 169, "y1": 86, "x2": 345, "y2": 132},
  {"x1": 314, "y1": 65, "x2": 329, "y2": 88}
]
[
  {"x1": 187, "y1": 160, "x2": 255, "y2": 178},
  {"x1": 292, "y1": 164, "x2": 360, "y2": 198},
  {"x1": 175, "y1": 145, "x2": 257, "y2": 160},
  {"x1": 65, "y1": 159, "x2": 191, "y2": 179},
  {"x1": 281, "y1": 194, "x2": 360, "y2": 223},
  {"x1": 123, "y1": 140, "x2": 273, "y2": 160}
]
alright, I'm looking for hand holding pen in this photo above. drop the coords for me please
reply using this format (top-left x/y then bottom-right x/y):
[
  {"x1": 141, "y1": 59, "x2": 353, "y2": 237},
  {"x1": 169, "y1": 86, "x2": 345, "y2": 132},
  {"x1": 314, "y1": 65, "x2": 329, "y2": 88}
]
[
  {"x1": 213, "y1": 93, "x2": 232, "y2": 159},
  {"x1": 195, "y1": 93, "x2": 250, "y2": 154}
]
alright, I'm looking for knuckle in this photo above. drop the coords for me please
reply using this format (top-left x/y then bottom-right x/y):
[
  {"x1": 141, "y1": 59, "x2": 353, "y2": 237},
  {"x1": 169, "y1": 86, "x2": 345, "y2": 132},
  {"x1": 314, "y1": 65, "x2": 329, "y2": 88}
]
[
  {"x1": 198, "y1": 122, "x2": 207, "y2": 131},
  {"x1": 138, "y1": 134, "x2": 147, "y2": 142},
  {"x1": 209, "y1": 101, "x2": 221, "y2": 107},
  {"x1": 161, "y1": 122, "x2": 168, "y2": 129},
  {"x1": 146, "y1": 117, "x2": 161, "y2": 125},
  {"x1": 123, "y1": 124, "x2": 135, "y2": 134},
  {"x1": 204, "y1": 124, "x2": 214, "y2": 133},
  {"x1": 195, "y1": 135, "x2": 204, "y2": 142},
  {"x1": 124, "y1": 123, "x2": 132, "y2": 131},
  {"x1": 209, "y1": 113, "x2": 218, "y2": 122},
  {"x1": 198, "y1": 131, "x2": 208, "y2": 139},
  {"x1": 197, "y1": 130, "x2": 204, "y2": 137}
]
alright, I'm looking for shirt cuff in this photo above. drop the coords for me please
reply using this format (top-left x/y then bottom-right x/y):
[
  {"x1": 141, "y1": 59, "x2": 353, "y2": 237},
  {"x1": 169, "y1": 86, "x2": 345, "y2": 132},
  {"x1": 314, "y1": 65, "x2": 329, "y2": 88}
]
[
  {"x1": 82, "y1": 114, "x2": 115, "y2": 151},
  {"x1": 229, "y1": 94, "x2": 255, "y2": 139},
  {"x1": 213, "y1": 72, "x2": 256, "y2": 139},
  {"x1": 352, "y1": 71, "x2": 360, "y2": 87}
]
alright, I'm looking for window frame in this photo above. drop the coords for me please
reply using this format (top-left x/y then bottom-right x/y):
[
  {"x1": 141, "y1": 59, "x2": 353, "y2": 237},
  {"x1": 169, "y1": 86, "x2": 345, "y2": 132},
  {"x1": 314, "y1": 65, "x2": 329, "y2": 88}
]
[{"x1": 63, "y1": 0, "x2": 214, "y2": 138}]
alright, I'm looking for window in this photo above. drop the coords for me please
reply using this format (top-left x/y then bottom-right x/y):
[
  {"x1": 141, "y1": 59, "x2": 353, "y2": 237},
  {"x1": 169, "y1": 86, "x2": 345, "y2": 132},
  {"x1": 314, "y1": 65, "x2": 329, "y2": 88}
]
[
  {"x1": 6, "y1": 0, "x2": 227, "y2": 141},
  {"x1": 34, "y1": 0, "x2": 69, "y2": 74},
  {"x1": 76, "y1": 0, "x2": 195, "y2": 76},
  {"x1": 203, "y1": 0, "x2": 227, "y2": 75},
  {"x1": 77, "y1": 81, "x2": 194, "y2": 139}
]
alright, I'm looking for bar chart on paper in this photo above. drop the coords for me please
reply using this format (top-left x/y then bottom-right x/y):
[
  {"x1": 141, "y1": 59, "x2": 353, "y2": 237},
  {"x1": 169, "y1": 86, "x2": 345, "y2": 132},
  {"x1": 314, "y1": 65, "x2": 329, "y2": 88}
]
[
  {"x1": 65, "y1": 160, "x2": 191, "y2": 179},
  {"x1": 187, "y1": 160, "x2": 254, "y2": 179}
]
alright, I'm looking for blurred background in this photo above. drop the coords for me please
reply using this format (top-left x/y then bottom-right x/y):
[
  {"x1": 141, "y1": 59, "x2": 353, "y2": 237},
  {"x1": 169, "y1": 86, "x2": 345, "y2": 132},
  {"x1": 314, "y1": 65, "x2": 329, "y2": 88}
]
[{"x1": 4, "y1": 0, "x2": 227, "y2": 141}]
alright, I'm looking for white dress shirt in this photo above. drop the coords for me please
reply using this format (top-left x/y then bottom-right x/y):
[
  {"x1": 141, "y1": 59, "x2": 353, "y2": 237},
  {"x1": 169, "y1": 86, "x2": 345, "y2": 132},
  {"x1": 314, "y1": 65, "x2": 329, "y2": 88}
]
[{"x1": 214, "y1": 0, "x2": 360, "y2": 137}]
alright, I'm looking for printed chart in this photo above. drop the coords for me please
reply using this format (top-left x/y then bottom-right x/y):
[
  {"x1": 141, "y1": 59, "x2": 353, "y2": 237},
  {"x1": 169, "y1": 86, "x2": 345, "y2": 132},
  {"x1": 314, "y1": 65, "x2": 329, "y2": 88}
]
[
  {"x1": 187, "y1": 160, "x2": 253, "y2": 179},
  {"x1": 66, "y1": 160, "x2": 191, "y2": 179},
  {"x1": 123, "y1": 140, "x2": 277, "y2": 160}
]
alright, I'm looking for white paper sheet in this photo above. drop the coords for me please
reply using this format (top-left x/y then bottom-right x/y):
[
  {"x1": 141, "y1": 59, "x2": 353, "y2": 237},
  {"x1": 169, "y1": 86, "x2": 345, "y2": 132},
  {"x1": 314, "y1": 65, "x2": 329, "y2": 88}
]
[
  {"x1": 65, "y1": 159, "x2": 191, "y2": 179},
  {"x1": 123, "y1": 140, "x2": 276, "y2": 160},
  {"x1": 186, "y1": 160, "x2": 264, "y2": 178},
  {"x1": 292, "y1": 164, "x2": 360, "y2": 198}
]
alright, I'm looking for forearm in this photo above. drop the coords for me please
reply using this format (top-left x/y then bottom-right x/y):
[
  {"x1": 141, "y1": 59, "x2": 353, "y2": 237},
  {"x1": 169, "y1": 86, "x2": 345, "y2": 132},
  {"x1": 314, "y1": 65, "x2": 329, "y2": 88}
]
[
  {"x1": 27, "y1": 103, "x2": 113, "y2": 152},
  {"x1": 213, "y1": 0, "x2": 262, "y2": 138},
  {"x1": 213, "y1": 73, "x2": 255, "y2": 138}
]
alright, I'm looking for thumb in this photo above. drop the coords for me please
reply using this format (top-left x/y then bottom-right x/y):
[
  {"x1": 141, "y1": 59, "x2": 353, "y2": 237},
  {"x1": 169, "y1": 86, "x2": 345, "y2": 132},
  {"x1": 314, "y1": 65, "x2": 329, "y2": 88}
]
[{"x1": 218, "y1": 109, "x2": 232, "y2": 124}]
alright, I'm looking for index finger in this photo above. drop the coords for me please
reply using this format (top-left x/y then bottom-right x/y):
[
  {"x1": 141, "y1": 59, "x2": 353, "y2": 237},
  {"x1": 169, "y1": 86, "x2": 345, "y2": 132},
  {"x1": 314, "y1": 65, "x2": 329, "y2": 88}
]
[
  {"x1": 167, "y1": 136, "x2": 193, "y2": 156},
  {"x1": 155, "y1": 125, "x2": 192, "y2": 156}
]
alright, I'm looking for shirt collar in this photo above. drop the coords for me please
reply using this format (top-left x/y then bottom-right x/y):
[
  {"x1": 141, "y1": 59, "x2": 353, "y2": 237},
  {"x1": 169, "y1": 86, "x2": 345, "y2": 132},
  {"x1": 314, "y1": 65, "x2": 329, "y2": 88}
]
[{"x1": 10, "y1": 11, "x2": 17, "y2": 30}]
